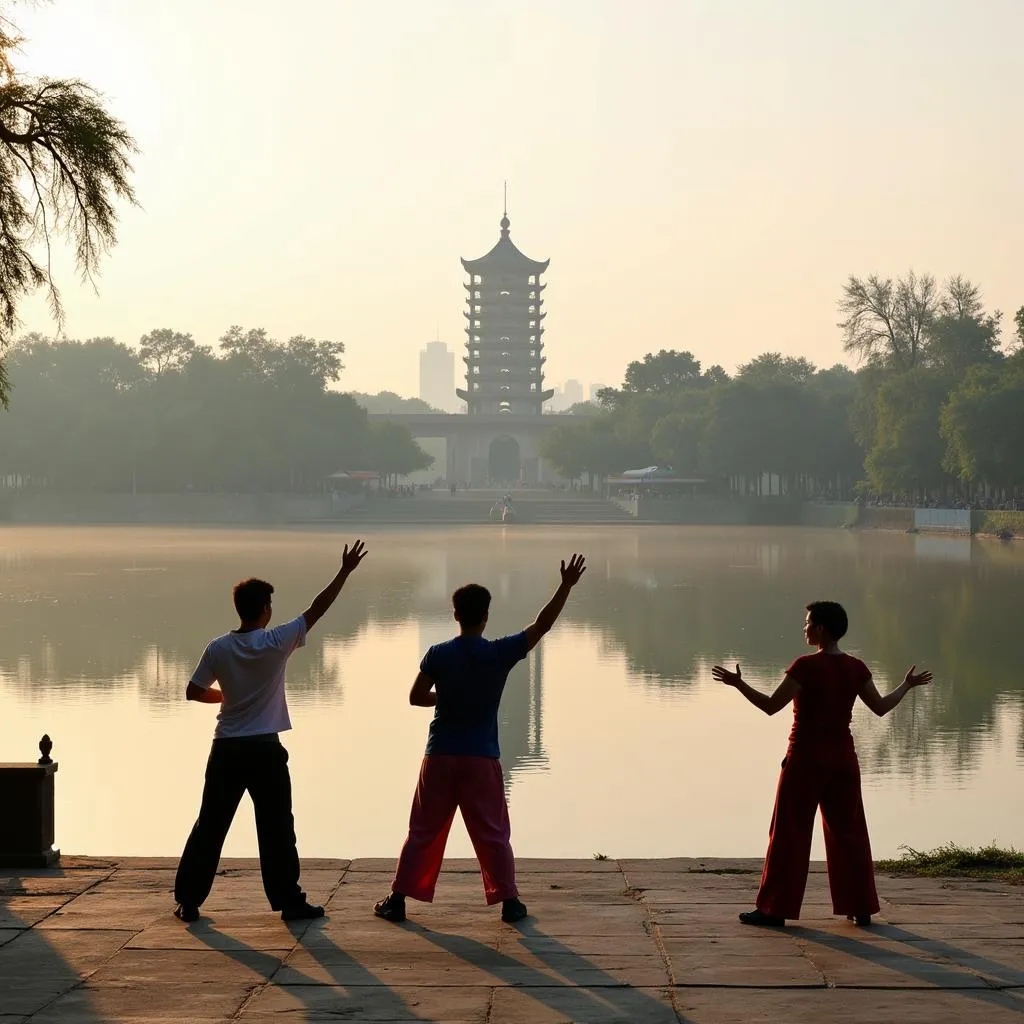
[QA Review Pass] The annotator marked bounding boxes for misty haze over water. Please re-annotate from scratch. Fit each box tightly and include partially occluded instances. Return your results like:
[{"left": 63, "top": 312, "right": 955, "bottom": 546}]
[{"left": 1, "top": 524, "right": 1020, "bottom": 860}]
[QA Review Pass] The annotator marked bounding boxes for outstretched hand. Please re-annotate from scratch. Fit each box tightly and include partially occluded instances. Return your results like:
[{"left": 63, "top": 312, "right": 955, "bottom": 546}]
[
  {"left": 903, "top": 665, "right": 932, "bottom": 689},
  {"left": 341, "top": 539, "right": 368, "bottom": 575},
  {"left": 560, "top": 553, "right": 587, "bottom": 587},
  {"left": 712, "top": 663, "right": 744, "bottom": 688}
]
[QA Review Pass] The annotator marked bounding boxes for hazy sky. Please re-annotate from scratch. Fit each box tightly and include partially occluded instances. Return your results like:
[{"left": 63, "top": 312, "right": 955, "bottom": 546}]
[{"left": 13, "top": 0, "right": 1024, "bottom": 396}]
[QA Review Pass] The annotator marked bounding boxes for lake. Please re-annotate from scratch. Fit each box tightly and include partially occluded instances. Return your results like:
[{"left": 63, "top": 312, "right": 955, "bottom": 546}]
[{"left": 1, "top": 525, "right": 1022, "bottom": 862}]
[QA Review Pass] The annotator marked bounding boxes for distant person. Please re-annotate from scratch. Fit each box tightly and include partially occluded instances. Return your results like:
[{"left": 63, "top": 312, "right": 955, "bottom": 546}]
[
  {"left": 173, "top": 540, "right": 368, "bottom": 924},
  {"left": 373, "top": 554, "right": 587, "bottom": 924},
  {"left": 712, "top": 601, "right": 931, "bottom": 928}
]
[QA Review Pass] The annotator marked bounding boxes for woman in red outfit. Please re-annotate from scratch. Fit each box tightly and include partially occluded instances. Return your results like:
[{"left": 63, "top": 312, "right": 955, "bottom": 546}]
[{"left": 712, "top": 601, "right": 931, "bottom": 928}]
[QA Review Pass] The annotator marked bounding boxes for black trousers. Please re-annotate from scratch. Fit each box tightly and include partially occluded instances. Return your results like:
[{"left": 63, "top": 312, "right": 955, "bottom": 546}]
[{"left": 174, "top": 735, "right": 304, "bottom": 911}]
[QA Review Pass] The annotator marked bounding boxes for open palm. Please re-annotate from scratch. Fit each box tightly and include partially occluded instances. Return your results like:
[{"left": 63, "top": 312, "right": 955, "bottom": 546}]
[
  {"left": 712, "top": 664, "right": 744, "bottom": 687},
  {"left": 341, "top": 539, "right": 368, "bottom": 574},
  {"left": 560, "top": 553, "right": 587, "bottom": 586},
  {"left": 903, "top": 665, "right": 933, "bottom": 689}
]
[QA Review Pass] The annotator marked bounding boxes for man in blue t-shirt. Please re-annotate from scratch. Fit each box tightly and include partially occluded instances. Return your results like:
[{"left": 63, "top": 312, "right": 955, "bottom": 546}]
[{"left": 374, "top": 553, "right": 587, "bottom": 924}]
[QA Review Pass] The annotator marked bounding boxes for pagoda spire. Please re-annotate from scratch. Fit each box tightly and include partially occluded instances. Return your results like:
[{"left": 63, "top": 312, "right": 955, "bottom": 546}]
[{"left": 500, "top": 181, "right": 510, "bottom": 238}]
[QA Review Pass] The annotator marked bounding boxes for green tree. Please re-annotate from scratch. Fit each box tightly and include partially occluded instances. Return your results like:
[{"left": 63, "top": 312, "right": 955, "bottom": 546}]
[
  {"left": 540, "top": 422, "right": 589, "bottom": 479},
  {"left": 565, "top": 400, "right": 600, "bottom": 416},
  {"left": 0, "top": 10, "right": 137, "bottom": 403},
  {"left": 280, "top": 334, "right": 345, "bottom": 388},
  {"left": 941, "top": 361, "right": 1024, "bottom": 491},
  {"left": 624, "top": 349, "right": 703, "bottom": 393},
  {"left": 218, "top": 326, "right": 277, "bottom": 378},
  {"left": 367, "top": 420, "right": 432, "bottom": 486},
  {"left": 925, "top": 277, "right": 1002, "bottom": 376},
  {"left": 801, "top": 368, "right": 863, "bottom": 494},
  {"left": 349, "top": 390, "right": 438, "bottom": 414},
  {"left": 864, "top": 368, "right": 951, "bottom": 497},
  {"left": 581, "top": 417, "right": 637, "bottom": 482},
  {"left": 139, "top": 328, "right": 199, "bottom": 378},
  {"left": 598, "top": 350, "right": 706, "bottom": 406},
  {"left": 704, "top": 382, "right": 767, "bottom": 490},
  {"left": 0, "top": 329, "right": 374, "bottom": 493},
  {"left": 540, "top": 416, "right": 636, "bottom": 487},
  {"left": 737, "top": 352, "right": 817, "bottom": 385},
  {"left": 703, "top": 364, "right": 730, "bottom": 386},
  {"left": 651, "top": 408, "right": 706, "bottom": 477}
]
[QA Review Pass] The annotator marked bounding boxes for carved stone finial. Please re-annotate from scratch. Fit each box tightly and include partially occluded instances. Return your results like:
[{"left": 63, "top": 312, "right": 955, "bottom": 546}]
[{"left": 38, "top": 734, "right": 53, "bottom": 765}]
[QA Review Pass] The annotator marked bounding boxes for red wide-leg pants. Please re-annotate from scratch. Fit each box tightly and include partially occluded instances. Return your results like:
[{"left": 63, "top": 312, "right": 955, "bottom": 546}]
[
  {"left": 755, "top": 743, "right": 880, "bottom": 920},
  {"left": 392, "top": 754, "right": 518, "bottom": 906}
]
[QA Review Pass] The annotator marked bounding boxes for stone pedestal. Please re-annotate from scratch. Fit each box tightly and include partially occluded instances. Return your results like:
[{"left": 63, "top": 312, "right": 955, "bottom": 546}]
[{"left": 0, "top": 761, "right": 60, "bottom": 867}]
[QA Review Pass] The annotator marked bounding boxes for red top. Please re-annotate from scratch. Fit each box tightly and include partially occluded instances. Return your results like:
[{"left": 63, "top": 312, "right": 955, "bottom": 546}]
[{"left": 786, "top": 651, "right": 871, "bottom": 746}]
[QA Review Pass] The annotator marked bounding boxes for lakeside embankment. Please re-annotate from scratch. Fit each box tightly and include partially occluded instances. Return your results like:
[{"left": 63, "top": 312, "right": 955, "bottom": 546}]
[
  {"left": 0, "top": 490, "right": 1021, "bottom": 535},
  {"left": 5, "top": 856, "right": 1024, "bottom": 1023}
]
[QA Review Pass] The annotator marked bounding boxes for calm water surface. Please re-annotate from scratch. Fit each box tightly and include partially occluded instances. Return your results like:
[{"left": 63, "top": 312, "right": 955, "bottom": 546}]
[{"left": 1, "top": 525, "right": 1022, "bottom": 860}]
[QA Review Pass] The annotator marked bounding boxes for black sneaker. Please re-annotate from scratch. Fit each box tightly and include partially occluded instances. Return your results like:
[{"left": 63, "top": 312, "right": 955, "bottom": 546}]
[
  {"left": 501, "top": 897, "right": 528, "bottom": 923},
  {"left": 173, "top": 903, "right": 199, "bottom": 923},
  {"left": 847, "top": 914, "right": 872, "bottom": 926},
  {"left": 739, "top": 908, "right": 785, "bottom": 927},
  {"left": 281, "top": 900, "right": 325, "bottom": 921},
  {"left": 373, "top": 892, "right": 406, "bottom": 923}
]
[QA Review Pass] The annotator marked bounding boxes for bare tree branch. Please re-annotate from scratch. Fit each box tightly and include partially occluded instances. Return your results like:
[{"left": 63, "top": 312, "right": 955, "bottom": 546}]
[
  {"left": 838, "top": 272, "right": 938, "bottom": 371},
  {"left": 0, "top": 11, "right": 137, "bottom": 404}
]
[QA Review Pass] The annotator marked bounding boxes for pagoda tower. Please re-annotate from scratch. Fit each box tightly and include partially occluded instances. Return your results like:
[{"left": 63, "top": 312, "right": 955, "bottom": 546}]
[{"left": 457, "top": 210, "right": 554, "bottom": 416}]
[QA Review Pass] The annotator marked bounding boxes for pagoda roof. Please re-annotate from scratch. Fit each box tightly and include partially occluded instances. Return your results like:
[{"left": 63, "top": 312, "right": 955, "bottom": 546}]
[{"left": 462, "top": 213, "right": 550, "bottom": 274}]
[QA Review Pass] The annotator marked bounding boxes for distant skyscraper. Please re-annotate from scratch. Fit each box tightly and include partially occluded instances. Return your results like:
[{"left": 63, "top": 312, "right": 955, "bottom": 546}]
[
  {"left": 419, "top": 340, "right": 455, "bottom": 412},
  {"left": 562, "top": 379, "right": 584, "bottom": 407},
  {"left": 588, "top": 382, "right": 608, "bottom": 403}
]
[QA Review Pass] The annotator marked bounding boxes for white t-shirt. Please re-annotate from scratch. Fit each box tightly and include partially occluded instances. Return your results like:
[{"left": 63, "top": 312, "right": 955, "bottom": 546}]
[{"left": 190, "top": 615, "right": 307, "bottom": 738}]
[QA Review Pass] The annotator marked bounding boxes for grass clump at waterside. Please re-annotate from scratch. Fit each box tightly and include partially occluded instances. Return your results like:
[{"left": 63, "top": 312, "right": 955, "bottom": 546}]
[{"left": 877, "top": 843, "right": 1024, "bottom": 883}]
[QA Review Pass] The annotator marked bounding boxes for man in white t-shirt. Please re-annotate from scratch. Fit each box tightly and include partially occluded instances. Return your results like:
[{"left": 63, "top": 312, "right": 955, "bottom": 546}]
[{"left": 173, "top": 540, "right": 368, "bottom": 923}]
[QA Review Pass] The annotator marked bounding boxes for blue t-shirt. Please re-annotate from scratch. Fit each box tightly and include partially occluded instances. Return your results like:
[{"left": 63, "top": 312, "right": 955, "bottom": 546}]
[{"left": 422, "top": 632, "right": 529, "bottom": 758}]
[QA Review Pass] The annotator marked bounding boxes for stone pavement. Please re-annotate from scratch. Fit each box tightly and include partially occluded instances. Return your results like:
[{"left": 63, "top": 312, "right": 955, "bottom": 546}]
[{"left": 3, "top": 857, "right": 1024, "bottom": 1022}]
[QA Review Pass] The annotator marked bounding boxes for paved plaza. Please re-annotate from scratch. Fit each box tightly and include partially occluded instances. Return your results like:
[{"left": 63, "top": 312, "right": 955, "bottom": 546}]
[{"left": 3, "top": 857, "right": 1024, "bottom": 1022}]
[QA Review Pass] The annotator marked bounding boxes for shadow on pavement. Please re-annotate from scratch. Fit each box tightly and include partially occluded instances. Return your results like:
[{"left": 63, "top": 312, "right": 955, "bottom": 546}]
[
  {"left": 0, "top": 870, "right": 105, "bottom": 1021},
  {"left": 191, "top": 919, "right": 432, "bottom": 1021},
  {"left": 797, "top": 923, "right": 1024, "bottom": 1015},
  {"left": 408, "top": 916, "right": 680, "bottom": 1023}
]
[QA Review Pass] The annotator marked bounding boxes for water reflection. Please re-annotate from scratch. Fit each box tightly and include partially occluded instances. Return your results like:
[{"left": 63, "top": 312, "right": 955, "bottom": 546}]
[{"left": 1, "top": 525, "right": 1023, "bottom": 852}]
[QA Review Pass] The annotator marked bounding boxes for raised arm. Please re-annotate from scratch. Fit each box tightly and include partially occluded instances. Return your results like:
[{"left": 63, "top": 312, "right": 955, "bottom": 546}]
[
  {"left": 524, "top": 554, "right": 586, "bottom": 652},
  {"left": 857, "top": 665, "right": 932, "bottom": 717},
  {"left": 302, "top": 540, "right": 368, "bottom": 632},
  {"left": 712, "top": 664, "right": 800, "bottom": 716}
]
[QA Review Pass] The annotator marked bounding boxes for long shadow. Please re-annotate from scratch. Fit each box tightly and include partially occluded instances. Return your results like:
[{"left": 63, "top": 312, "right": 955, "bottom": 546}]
[
  {"left": 796, "top": 924, "right": 1024, "bottom": 1014},
  {"left": 0, "top": 869, "right": 105, "bottom": 1021},
  {"left": 191, "top": 919, "right": 432, "bottom": 1022},
  {"left": 407, "top": 918, "right": 681, "bottom": 1023},
  {"left": 881, "top": 923, "right": 1024, "bottom": 987}
]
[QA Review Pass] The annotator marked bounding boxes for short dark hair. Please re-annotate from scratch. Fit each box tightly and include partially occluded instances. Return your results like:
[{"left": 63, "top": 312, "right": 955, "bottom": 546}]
[
  {"left": 806, "top": 601, "right": 848, "bottom": 641},
  {"left": 234, "top": 578, "right": 274, "bottom": 621},
  {"left": 452, "top": 583, "right": 491, "bottom": 630}
]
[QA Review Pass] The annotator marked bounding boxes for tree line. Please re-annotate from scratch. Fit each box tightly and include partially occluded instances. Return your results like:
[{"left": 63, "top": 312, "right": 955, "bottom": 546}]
[
  {"left": 541, "top": 275, "right": 1024, "bottom": 502},
  {"left": 0, "top": 329, "right": 432, "bottom": 492}
]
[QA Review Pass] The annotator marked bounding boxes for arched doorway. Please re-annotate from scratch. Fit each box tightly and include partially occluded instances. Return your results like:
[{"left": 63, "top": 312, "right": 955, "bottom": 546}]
[{"left": 488, "top": 435, "right": 521, "bottom": 484}]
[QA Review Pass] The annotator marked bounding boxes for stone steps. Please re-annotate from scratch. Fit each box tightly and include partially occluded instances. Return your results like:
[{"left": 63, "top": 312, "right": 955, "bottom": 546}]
[
  {"left": 515, "top": 500, "right": 638, "bottom": 524},
  {"left": 338, "top": 497, "right": 637, "bottom": 525}
]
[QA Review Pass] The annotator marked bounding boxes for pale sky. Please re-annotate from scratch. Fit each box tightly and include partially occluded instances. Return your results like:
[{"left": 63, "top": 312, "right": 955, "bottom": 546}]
[{"left": 12, "top": 0, "right": 1024, "bottom": 396}]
